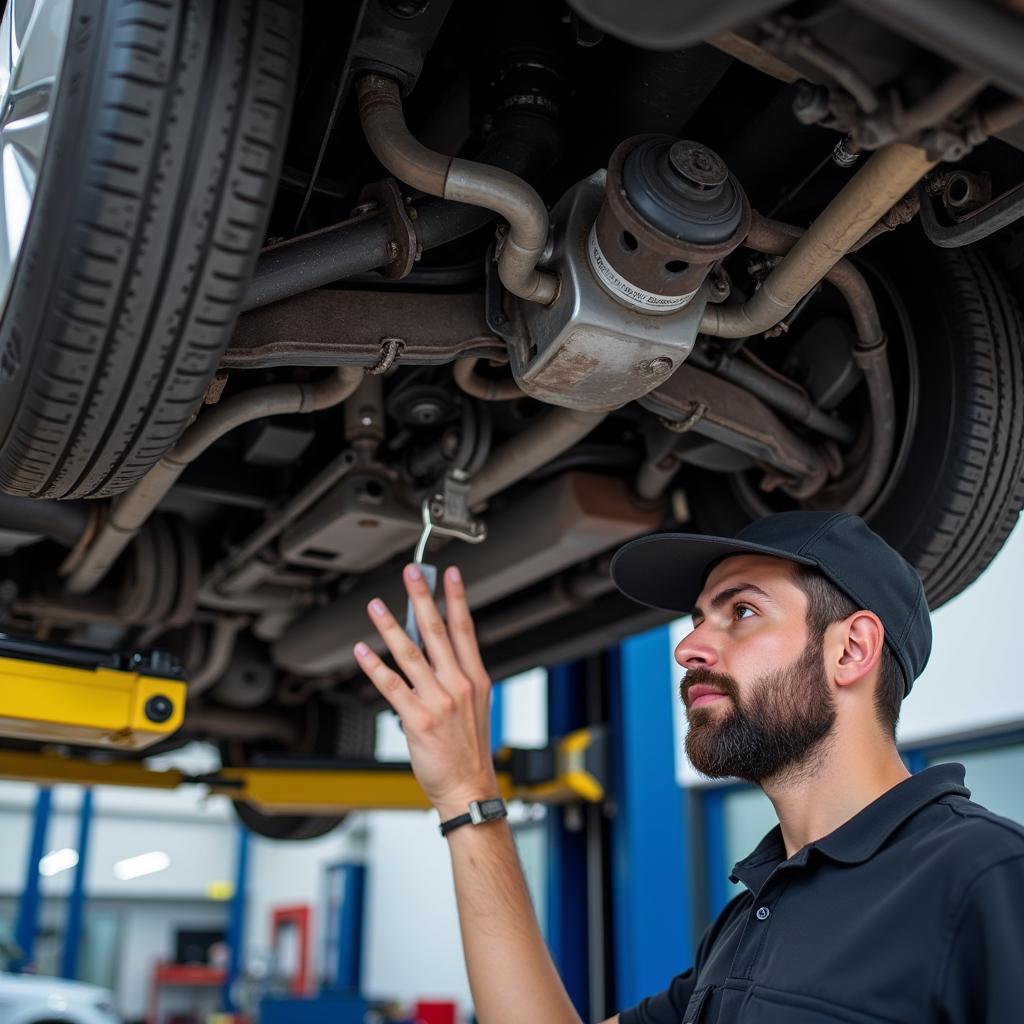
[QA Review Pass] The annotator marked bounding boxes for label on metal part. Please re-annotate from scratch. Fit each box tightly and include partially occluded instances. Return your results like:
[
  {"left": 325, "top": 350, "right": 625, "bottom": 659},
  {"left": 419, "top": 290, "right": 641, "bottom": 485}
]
[{"left": 587, "top": 226, "right": 696, "bottom": 313}]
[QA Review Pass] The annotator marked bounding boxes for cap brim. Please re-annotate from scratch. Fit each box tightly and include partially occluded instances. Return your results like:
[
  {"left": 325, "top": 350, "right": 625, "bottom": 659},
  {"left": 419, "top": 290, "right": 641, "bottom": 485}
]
[{"left": 610, "top": 533, "right": 817, "bottom": 614}]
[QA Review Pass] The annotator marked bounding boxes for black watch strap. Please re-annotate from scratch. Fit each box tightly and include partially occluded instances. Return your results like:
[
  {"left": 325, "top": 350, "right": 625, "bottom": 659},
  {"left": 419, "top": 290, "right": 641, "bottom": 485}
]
[{"left": 439, "top": 797, "right": 508, "bottom": 837}]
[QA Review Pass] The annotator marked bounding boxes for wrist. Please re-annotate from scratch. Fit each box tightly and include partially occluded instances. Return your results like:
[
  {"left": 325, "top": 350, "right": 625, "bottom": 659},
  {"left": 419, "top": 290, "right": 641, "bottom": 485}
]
[{"left": 434, "top": 783, "right": 501, "bottom": 821}]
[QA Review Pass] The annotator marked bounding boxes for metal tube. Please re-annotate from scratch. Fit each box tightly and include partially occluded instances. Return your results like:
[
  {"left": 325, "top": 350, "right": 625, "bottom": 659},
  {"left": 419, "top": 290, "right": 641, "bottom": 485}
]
[
  {"left": 189, "top": 615, "right": 249, "bottom": 698},
  {"left": 740, "top": 213, "right": 894, "bottom": 514},
  {"left": 700, "top": 143, "right": 936, "bottom": 339},
  {"left": 65, "top": 367, "right": 365, "bottom": 595},
  {"left": 357, "top": 74, "right": 558, "bottom": 306},
  {"left": 453, "top": 357, "right": 522, "bottom": 401},
  {"left": 468, "top": 408, "right": 607, "bottom": 507},
  {"left": 0, "top": 495, "right": 89, "bottom": 548},
  {"left": 744, "top": 213, "right": 883, "bottom": 346}
]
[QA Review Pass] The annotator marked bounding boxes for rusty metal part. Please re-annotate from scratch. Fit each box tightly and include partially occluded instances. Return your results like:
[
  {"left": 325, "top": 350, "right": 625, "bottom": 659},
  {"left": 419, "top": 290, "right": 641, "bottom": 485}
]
[
  {"left": 223, "top": 290, "right": 503, "bottom": 370},
  {"left": 356, "top": 178, "right": 419, "bottom": 279},
  {"left": 65, "top": 368, "right": 365, "bottom": 596},
  {"left": 700, "top": 143, "right": 936, "bottom": 340},
  {"left": 453, "top": 357, "right": 523, "bottom": 401},
  {"left": 594, "top": 136, "right": 750, "bottom": 311},
  {"left": 514, "top": 173, "right": 709, "bottom": 411},
  {"left": 357, "top": 74, "right": 558, "bottom": 306},
  {"left": 849, "top": 191, "right": 921, "bottom": 251},
  {"left": 942, "top": 171, "right": 993, "bottom": 217},
  {"left": 272, "top": 471, "right": 662, "bottom": 675},
  {"left": 761, "top": 20, "right": 880, "bottom": 114},
  {"left": 642, "top": 365, "right": 830, "bottom": 497},
  {"left": 358, "top": 75, "right": 450, "bottom": 194}
]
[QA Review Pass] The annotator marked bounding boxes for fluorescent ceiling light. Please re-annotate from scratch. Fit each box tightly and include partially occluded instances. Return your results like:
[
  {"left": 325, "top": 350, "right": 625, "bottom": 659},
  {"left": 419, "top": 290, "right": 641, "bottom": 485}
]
[
  {"left": 39, "top": 848, "right": 78, "bottom": 877},
  {"left": 113, "top": 851, "right": 170, "bottom": 880}
]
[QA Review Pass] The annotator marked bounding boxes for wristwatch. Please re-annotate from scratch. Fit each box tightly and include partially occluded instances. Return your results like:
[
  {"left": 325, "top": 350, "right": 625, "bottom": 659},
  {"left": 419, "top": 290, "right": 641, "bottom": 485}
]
[{"left": 439, "top": 797, "right": 508, "bottom": 837}]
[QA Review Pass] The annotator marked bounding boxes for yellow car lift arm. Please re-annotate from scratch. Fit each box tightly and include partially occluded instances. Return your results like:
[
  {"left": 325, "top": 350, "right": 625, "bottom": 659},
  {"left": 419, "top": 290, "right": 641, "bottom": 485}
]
[{"left": 0, "top": 727, "right": 608, "bottom": 814}]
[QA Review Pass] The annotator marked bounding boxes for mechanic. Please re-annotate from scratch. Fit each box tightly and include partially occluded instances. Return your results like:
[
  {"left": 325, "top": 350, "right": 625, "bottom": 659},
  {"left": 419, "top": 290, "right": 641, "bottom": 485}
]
[{"left": 352, "top": 509, "right": 1024, "bottom": 1023}]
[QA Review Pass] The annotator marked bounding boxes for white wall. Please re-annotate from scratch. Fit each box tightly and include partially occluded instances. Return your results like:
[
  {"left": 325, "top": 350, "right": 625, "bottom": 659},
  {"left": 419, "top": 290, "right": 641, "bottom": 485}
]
[{"left": 671, "top": 515, "right": 1024, "bottom": 785}]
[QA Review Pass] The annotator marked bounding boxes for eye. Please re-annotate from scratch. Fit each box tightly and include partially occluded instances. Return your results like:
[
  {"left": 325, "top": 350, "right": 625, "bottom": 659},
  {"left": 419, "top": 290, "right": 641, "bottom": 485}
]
[{"left": 734, "top": 603, "right": 756, "bottom": 621}]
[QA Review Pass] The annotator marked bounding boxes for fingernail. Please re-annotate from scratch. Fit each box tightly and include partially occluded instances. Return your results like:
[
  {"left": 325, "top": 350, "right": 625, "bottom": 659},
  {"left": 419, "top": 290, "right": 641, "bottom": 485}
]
[
  {"left": 354, "top": 642, "right": 369, "bottom": 657},
  {"left": 448, "top": 566, "right": 461, "bottom": 583},
  {"left": 406, "top": 563, "right": 422, "bottom": 581},
  {"left": 370, "top": 599, "right": 386, "bottom": 616}
]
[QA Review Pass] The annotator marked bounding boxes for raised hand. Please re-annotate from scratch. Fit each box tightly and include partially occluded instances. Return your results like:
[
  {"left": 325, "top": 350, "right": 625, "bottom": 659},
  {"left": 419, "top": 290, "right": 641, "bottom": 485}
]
[{"left": 353, "top": 564, "right": 500, "bottom": 818}]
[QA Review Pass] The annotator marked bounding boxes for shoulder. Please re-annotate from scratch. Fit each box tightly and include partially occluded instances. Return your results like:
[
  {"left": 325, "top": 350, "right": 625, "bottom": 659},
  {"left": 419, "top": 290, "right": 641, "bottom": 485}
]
[{"left": 912, "top": 792, "right": 1024, "bottom": 899}]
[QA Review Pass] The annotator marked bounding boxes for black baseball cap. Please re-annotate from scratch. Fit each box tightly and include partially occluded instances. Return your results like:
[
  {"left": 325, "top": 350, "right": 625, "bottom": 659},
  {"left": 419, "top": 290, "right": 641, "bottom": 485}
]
[{"left": 611, "top": 510, "right": 931, "bottom": 696}]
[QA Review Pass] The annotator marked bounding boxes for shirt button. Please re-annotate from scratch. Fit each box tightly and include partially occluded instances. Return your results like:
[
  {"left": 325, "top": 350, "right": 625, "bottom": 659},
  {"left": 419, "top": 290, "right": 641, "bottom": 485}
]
[{"left": 755, "top": 906, "right": 770, "bottom": 921}]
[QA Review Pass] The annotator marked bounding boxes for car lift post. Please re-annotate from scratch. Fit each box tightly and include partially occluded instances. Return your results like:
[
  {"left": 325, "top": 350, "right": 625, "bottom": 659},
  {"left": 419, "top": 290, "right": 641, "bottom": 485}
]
[
  {"left": 59, "top": 786, "right": 94, "bottom": 981},
  {"left": 609, "top": 626, "right": 694, "bottom": 1011},
  {"left": 223, "top": 821, "right": 251, "bottom": 1013},
  {"left": 12, "top": 786, "right": 52, "bottom": 973},
  {"left": 546, "top": 660, "right": 591, "bottom": 1020}
]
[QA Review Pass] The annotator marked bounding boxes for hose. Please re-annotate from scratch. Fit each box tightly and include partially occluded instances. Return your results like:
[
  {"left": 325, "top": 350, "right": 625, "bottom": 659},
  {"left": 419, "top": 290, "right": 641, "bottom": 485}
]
[{"left": 65, "top": 367, "right": 365, "bottom": 595}]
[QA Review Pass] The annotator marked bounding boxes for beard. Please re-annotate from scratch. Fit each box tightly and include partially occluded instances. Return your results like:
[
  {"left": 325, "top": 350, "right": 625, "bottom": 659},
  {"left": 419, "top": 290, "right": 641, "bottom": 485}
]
[{"left": 683, "top": 635, "right": 837, "bottom": 785}]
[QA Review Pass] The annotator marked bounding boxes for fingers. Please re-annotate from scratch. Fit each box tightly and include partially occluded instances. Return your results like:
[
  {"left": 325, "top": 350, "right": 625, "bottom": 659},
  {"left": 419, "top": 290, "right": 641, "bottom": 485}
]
[
  {"left": 363, "top": 595, "right": 449, "bottom": 703},
  {"left": 402, "top": 563, "right": 458, "bottom": 674},
  {"left": 352, "top": 641, "right": 418, "bottom": 717},
  {"left": 443, "top": 566, "right": 490, "bottom": 687}
]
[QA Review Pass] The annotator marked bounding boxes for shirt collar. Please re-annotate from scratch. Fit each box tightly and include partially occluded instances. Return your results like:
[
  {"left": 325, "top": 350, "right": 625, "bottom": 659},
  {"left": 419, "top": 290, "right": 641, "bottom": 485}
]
[{"left": 730, "top": 763, "right": 970, "bottom": 892}]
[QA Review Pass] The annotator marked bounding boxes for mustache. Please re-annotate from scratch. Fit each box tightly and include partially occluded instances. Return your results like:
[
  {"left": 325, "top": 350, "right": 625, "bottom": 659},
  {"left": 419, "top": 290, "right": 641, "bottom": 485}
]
[{"left": 680, "top": 667, "right": 740, "bottom": 706}]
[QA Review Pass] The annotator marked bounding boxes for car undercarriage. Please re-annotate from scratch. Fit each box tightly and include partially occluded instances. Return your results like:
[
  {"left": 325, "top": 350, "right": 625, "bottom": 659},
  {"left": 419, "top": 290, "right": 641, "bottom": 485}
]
[{"left": 1, "top": 0, "right": 1024, "bottom": 836}]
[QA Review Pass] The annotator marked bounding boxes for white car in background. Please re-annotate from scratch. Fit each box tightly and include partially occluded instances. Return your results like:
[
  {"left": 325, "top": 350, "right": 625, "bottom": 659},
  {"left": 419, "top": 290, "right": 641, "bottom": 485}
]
[
  {"left": 0, "top": 972, "right": 120, "bottom": 1024},
  {"left": 0, "top": 940, "right": 119, "bottom": 1024}
]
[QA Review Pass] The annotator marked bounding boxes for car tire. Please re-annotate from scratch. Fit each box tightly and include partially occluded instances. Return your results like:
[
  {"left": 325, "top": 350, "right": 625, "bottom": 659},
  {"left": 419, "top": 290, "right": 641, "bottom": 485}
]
[
  {"left": 688, "top": 230, "right": 1024, "bottom": 609},
  {"left": 223, "top": 696, "right": 379, "bottom": 841},
  {"left": 0, "top": 0, "right": 301, "bottom": 499}
]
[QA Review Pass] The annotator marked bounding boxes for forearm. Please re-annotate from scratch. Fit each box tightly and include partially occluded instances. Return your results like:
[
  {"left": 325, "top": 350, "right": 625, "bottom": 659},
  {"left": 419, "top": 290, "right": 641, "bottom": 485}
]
[{"left": 445, "top": 817, "right": 581, "bottom": 1024}]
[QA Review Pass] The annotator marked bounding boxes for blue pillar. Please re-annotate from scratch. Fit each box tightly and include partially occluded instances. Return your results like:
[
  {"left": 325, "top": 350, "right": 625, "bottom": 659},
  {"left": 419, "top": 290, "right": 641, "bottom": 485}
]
[
  {"left": 13, "top": 787, "right": 53, "bottom": 973},
  {"left": 490, "top": 680, "right": 504, "bottom": 754},
  {"left": 223, "top": 822, "right": 250, "bottom": 1012},
  {"left": 701, "top": 788, "right": 732, "bottom": 922},
  {"left": 335, "top": 863, "right": 367, "bottom": 990},
  {"left": 545, "top": 661, "right": 589, "bottom": 1020},
  {"left": 60, "top": 787, "right": 94, "bottom": 980},
  {"left": 609, "top": 627, "right": 693, "bottom": 1011}
]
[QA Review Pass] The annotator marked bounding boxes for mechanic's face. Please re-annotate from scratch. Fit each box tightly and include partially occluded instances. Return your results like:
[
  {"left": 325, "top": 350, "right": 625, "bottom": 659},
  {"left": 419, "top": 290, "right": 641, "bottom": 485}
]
[{"left": 674, "top": 554, "right": 837, "bottom": 784}]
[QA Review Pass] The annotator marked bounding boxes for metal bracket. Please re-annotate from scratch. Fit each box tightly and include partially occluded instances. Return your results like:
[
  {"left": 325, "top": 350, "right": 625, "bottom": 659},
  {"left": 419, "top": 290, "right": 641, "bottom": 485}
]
[
  {"left": 356, "top": 177, "right": 418, "bottom": 279},
  {"left": 416, "top": 473, "right": 487, "bottom": 561}
]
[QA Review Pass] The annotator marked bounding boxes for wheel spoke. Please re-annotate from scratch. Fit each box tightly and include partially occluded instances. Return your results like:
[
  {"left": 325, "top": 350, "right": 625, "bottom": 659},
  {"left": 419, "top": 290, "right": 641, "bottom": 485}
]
[
  {"left": 0, "top": 0, "right": 73, "bottom": 313},
  {"left": 3, "top": 109, "right": 47, "bottom": 169},
  {"left": 0, "top": 163, "right": 15, "bottom": 310},
  {"left": 0, "top": 10, "right": 12, "bottom": 100},
  {"left": 3, "top": 145, "right": 31, "bottom": 259},
  {"left": 9, "top": 0, "right": 69, "bottom": 99}
]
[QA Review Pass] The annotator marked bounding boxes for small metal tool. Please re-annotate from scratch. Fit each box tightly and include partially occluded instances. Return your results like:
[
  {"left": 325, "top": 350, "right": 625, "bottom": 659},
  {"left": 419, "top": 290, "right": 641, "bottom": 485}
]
[{"left": 404, "top": 473, "right": 487, "bottom": 648}]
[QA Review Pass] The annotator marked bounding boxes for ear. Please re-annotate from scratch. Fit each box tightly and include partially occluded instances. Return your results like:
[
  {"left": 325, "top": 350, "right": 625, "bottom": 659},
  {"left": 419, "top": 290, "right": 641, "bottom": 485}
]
[{"left": 832, "top": 611, "right": 884, "bottom": 690}]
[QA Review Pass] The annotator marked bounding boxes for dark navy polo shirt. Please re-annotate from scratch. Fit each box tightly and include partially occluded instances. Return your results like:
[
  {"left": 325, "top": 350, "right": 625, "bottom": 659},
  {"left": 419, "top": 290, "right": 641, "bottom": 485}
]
[{"left": 621, "top": 764, "right": 1024, "bottom": 1024}]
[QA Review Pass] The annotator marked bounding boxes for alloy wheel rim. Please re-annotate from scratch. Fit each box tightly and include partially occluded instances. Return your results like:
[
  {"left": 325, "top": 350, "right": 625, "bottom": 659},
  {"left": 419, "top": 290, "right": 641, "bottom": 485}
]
[{"left": 0, "top": 0, "right": 73, "bottom": 314}]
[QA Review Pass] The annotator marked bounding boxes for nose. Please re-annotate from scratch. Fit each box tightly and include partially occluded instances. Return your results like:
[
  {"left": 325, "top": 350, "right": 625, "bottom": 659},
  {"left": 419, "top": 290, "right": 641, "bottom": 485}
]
[{"left": 674, "top": 624, "right": 719, "bottom": 671}]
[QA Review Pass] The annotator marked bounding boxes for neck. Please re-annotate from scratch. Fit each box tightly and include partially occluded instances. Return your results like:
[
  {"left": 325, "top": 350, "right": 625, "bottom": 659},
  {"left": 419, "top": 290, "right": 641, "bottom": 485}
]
[{"left": 761, "top": 723, "right": 910, "bottom": 859}]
